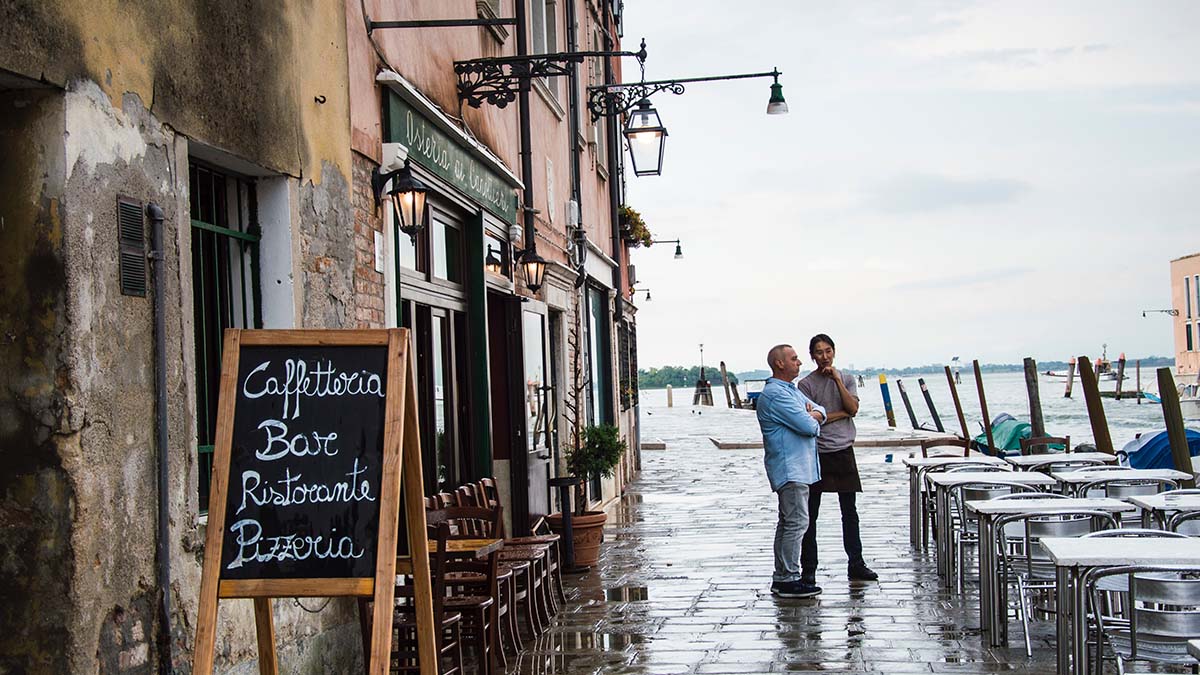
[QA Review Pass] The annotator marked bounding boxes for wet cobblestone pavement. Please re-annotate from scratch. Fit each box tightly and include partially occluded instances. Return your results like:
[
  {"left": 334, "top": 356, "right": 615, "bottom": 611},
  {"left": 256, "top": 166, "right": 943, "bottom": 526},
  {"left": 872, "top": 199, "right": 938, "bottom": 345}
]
[{"left": 517, "top": 406, "right": 1064, "bottom": 674}]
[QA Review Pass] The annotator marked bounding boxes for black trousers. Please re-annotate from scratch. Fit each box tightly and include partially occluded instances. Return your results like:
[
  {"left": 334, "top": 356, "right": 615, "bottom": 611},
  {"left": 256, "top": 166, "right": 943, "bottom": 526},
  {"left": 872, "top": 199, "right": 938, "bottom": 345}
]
[{"left": 800, "top": 491, "right": 864, "bottom": 575}]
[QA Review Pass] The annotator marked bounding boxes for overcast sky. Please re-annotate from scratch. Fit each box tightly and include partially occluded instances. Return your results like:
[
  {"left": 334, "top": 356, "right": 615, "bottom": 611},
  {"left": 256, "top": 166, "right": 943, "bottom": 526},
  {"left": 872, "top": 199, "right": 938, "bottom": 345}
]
[{"left": 622, "top": 0, "right": 1199, "bottom": 373}]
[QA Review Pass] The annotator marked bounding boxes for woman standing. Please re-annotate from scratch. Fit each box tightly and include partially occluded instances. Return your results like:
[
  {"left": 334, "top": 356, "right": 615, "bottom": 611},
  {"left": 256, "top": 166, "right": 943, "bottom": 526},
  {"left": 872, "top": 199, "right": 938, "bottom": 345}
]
[{"left": 797, "top": 334, "right": 878, "bottom": 583}]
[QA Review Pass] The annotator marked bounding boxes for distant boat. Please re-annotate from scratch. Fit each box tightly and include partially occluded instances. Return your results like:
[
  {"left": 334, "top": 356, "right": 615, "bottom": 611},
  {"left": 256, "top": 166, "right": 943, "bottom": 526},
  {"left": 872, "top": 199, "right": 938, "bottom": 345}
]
[{"left": 1042, "top": 345, "right": 1125, "bottom": 382}]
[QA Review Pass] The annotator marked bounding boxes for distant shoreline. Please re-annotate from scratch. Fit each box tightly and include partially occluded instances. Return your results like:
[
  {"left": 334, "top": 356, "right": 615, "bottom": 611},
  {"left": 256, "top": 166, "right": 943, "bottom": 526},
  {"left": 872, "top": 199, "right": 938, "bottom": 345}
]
[{"left": 639, "top": 357, "right": 1176, "bottom": 389}]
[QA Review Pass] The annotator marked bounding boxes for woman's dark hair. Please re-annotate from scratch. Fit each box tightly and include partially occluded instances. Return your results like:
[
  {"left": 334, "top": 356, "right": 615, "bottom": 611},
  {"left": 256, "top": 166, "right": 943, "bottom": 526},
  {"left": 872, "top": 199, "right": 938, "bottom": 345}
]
[{"left": 809, "top": 333, "right": 835, "bottom": 356}]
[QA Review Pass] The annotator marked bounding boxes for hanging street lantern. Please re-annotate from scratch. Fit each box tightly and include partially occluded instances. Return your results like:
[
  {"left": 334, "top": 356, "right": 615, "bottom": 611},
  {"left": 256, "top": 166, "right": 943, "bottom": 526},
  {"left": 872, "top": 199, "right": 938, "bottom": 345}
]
[
  {"left": 485, "top": 245, "right": 504, "bottom": 275},
  {"left": 673, "top": 242, "right": 683, "bottom": 259},
  {"left": 766, "top": 69, "right": 788, "bottom": 115},
  {"left": 623, "top": 99, "right": 667, "bottom": 177}
]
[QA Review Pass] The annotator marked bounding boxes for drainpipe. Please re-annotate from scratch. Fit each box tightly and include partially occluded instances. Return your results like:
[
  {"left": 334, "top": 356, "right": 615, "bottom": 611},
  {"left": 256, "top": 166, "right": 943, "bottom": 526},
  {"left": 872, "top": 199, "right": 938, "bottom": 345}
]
[
  {"left": 147, "top": 202, "right": 174, "bottom": 672},
  {"left": 565, "top": 0, "right": 582, "bottom": 233},
  {"left": 516, "top": 0, "right": 536, "bottom": 253},
  {"left": 602, "top": 15, "right": 623, "bottom": 294}
]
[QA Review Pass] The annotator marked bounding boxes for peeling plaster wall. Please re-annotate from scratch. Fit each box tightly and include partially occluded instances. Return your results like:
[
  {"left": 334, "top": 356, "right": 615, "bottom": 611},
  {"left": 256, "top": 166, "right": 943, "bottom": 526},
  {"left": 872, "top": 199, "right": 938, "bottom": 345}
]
[
  {"left": 0, "top": 77, "right": 364, "bottom": 674},
  {"left": 0, "top": 87, "right": 73, "bottom": 675}
]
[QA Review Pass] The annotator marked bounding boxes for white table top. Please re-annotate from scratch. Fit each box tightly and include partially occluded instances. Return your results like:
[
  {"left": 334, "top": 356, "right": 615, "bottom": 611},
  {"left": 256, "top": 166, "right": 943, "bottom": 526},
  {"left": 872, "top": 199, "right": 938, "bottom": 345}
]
[
  {"left": 1041, "top": 537, "right": 1200, "bottom": 566},
  {"left": 903, "top": 455, "right": 1008, "bottom": 468},
  {"left": 1050, "top": 468, "right": 1193, "bottom": 484},
  {"left": 1188, "top": 639, "right": 1200, "bottom": 662},
  {"left": 1126, "top": 493, "right": 1200, "bottom": 512},
  {"left": 926, "top": 471, "right": 1056, "bottom": 488},
  {"left": 1004, "top": 452, "right": 1118, "bottom": 467},
  {"left": 966, "top": 497, "right": 1136, "bottom": 515}
]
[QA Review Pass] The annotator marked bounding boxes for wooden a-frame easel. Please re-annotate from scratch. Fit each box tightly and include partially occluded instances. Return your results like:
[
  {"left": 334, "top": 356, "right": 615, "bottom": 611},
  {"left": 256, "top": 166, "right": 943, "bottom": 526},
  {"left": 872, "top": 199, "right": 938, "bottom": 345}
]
[{"left": 191, "top": 329, "right": 436, "bottom": 675}]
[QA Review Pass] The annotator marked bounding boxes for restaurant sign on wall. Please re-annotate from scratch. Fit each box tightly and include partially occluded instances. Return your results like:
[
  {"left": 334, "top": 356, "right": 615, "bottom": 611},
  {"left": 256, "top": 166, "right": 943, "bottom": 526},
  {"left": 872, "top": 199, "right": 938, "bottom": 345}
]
[{"left": 387, "top": 91, "right": 519, "bottom": 224}]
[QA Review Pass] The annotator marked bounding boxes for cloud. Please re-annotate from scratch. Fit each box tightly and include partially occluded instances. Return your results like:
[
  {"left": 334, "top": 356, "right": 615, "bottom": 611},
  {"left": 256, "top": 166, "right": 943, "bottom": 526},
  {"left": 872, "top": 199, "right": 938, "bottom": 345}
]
[
  {"left": 890, "top": 266, "right": 1034, "bottom": 291},
  {"left": 868, "top": 172, "right": 1031, "bottom": 213}
]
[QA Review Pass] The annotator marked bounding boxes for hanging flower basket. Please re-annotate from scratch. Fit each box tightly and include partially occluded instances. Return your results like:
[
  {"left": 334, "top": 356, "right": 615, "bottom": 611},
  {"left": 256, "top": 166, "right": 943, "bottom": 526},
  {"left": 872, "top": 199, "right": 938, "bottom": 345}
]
[{"left": 618, "top": 205, "right": 652, "bottom": 247}]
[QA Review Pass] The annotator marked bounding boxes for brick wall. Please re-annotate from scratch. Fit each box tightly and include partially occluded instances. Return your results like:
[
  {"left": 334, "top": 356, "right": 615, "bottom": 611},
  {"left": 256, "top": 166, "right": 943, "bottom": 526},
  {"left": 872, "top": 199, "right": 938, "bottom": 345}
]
[{"left": 352, "top": 151, "right": 386, "bottom": 328}]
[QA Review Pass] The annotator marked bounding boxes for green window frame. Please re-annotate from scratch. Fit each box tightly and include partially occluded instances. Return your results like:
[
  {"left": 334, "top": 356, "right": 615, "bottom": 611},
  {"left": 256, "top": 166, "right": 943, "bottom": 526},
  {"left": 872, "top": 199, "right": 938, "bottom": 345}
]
[{"left": 189, "top": 162, "right": 262, "bottom": 514}]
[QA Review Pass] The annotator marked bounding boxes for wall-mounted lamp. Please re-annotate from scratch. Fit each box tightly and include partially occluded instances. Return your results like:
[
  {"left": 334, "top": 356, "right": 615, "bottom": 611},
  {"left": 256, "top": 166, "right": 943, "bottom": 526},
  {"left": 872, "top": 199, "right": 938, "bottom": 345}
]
[
  {"left": 648, "top": 239, "right": 683, "bottom": 259},
  {"left": 1142, "top": 308, "right": 1180, "bottom": 317},
  {"left": 372, "top": 159, "right": 429, "bottom": 241},
  {"left": 514, "top": 247, "right": 548, "bottom": 293},
  {"left": 485, "top": 244, "right": 504, "bottom": 276}
]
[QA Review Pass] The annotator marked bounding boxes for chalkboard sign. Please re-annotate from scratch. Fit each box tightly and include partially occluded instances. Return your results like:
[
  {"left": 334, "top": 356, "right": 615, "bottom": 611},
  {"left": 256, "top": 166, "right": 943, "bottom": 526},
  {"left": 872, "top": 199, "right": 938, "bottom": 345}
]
[
  {"left": 194, "top": 329, "right": 436, "bottom": 675},
  {"left": 220, "top": 344, "right": 401, "bottom": 579}
]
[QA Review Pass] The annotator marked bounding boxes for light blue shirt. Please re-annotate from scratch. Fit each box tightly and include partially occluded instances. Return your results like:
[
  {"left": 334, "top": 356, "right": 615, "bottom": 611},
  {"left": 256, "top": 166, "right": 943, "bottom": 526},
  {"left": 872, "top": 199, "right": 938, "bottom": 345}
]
[{"left": 756, "top": 377, "right": 825, "bottom": 491}]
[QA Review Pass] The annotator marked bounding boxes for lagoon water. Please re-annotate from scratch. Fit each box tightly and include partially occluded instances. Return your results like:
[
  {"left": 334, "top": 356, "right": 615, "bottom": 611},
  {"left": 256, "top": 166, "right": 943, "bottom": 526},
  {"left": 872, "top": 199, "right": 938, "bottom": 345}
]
[{"left": 639, "top": 368, "right": 1178, "bottom": 452}]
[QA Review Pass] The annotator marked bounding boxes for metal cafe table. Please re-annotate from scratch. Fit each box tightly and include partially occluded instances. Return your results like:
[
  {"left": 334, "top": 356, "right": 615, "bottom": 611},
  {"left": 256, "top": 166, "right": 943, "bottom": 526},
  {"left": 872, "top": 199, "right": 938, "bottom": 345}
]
[
  {"left": 966, "top": 497, "right": 1136, "bottom": 647},
  {"left": 924, "top": 471, "right": 1056, "bottom": 585},
  {"left": 1003, "top": 452, "right": 1119, "bottom": 470},
  {"left": 1041, "top": 536, "right": 1200, "bottom": 675},
  {"left": 1126, "top": 492, "right": 1200, "bottom": 528},
  {"left": 1050, "top": 468, "right": 1193, "bottom": 495},
  {"left": 903, "top": 454, "right": 1009, "bottom": 548}
]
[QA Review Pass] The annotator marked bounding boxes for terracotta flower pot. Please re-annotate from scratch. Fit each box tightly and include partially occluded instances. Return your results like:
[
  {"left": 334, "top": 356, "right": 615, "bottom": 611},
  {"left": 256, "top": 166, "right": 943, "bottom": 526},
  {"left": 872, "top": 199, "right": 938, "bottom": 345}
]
[{"left": 546, "top": 510, "right": 607, "bottom": 568}]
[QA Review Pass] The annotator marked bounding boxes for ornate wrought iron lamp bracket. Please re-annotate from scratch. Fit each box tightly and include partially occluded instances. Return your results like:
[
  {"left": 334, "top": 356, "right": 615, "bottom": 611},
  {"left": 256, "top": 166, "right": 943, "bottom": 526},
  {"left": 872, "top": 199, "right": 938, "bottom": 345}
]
[
  {"left": 586, "top": 68, "right": 784, "bottom": 121},
  {"left": 455, "top": 39, "right": 647, "bottom": 110}
]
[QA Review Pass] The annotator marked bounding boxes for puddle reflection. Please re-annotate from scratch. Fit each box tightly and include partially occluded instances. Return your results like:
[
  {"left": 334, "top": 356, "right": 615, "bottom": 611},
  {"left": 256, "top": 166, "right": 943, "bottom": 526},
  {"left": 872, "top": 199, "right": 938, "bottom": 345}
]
[{"left": 606, "top": 585, "right": 650, "bottom": 601}]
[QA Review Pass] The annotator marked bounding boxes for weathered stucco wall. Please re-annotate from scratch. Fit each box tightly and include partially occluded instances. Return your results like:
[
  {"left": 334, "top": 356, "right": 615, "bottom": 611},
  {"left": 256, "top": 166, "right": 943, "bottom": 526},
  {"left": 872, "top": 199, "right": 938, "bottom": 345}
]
[
  {"left": 0, "top": 87, "right": 74, "bottom": 675},
  {"left": 1, "top": 0, "right": 363, "bottom": 671},
  {"left": 0, "top": 78, "right": 363, "bottom": 674},
  {"left": 0, "top": 0, "right": 352, "bottom": 185}
]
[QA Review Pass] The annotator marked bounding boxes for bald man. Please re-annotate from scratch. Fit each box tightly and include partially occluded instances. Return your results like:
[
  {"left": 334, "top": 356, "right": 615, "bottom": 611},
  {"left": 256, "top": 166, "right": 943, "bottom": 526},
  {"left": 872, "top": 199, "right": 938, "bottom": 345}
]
[{"left": 756, "top": 344, "right": 825, "bottom": 598}]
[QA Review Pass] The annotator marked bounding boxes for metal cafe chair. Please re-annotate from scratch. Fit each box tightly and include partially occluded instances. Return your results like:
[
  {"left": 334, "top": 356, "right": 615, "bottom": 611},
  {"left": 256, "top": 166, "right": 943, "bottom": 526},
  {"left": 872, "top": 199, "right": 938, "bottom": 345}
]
[
  {"left": 920, "top": 462, "right": 1010, "bottom": 549},
  {"left": 1078, "top": 478, "right": 1179, "bottom": 525},
  {"left": 949, "top": 480, "right": 1033, "bottom": 593},
  {"left": 1019, "top": 435, "right": 1071, "bottom": 456},
  {"left": 993, "top": 510, "right": 1118, "bottom": 656},
  {"left": 1026, "top": 458, "right": 1107, "bottom": 475},
  {"left": 1086, "top": 565, "right": 1200, "bottom": 675},
  {"left": 1168, "top": 510, "right": 1200, "bottom": 536}
]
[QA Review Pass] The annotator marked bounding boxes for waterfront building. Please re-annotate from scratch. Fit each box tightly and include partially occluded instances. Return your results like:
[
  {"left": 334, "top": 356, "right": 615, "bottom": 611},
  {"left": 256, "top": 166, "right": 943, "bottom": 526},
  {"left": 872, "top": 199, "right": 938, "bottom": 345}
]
[
  {"left": 1171, "top": 252, "right": 1200, "bottom": 376},
  {"left": 0, "top": 0, "right": 640, "bottom": 670}
]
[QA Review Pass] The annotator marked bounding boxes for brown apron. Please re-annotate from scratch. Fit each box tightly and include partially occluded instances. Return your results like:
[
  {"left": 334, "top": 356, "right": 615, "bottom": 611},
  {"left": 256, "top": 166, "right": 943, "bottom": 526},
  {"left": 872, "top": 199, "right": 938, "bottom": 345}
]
[{"left": 811, "top": 446, "right": 862, "bottom": 493}]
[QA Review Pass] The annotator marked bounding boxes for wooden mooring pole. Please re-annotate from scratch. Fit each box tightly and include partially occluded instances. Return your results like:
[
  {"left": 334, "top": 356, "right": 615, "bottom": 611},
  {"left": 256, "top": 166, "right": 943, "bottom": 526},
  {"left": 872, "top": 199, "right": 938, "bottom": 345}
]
[
  {"left": 1064, "top": 357, "right": 1076, "bottom": 398},
  {"left": 1114, "top": 353, "right": 1127, "bottom": 400},
  {"left": 945, "top": 366, "right": 969, "bottom": 439},
  {"left": 1023, "top": 357, "right": 1046, "bottom": 439},
  {"left": 1078, "top": 356, "right": 1115, "bottom": 455},
  {"left": 974, "top": 360, "right": 996, "bottom": 454},
  {"left": 879, "top": 375, "right": 896, "bottom": 428},
  {"left": 917, "top": 378, "right": 944, "bottom": 433},
  {"left": 719, "top": 361, "right": 733, "bottom": 409},
  {"left": 896, "top": 379, "right": 920, "bottom": 430},
  {"left": 1136, "top": 360, "right": 1142, "bottom": 405},
  {"left": 1157, "top": 367, "right": 1197, "bottom": 487}
]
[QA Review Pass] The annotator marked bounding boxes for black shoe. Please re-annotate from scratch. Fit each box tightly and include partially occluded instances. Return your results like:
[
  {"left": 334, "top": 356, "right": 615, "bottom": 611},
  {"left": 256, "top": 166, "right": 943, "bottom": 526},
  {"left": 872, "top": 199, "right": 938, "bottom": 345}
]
[
  {"left": 848, "top": 565, "right": 878, "bottom": 581},
  {"left": 771, "top": 580, "right": 823, "bottom": 598}
]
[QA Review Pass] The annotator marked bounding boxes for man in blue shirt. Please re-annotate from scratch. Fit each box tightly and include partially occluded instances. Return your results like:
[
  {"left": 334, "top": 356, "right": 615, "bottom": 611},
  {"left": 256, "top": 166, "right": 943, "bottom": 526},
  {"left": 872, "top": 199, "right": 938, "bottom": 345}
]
[{"left": 756, "top": 344, "right": 826, "bottom": 598}]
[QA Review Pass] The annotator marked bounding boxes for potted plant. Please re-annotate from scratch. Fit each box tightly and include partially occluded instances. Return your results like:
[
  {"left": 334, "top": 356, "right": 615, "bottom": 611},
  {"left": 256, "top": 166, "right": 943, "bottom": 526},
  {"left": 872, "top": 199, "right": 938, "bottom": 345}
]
[
  {"left": 618, "top": 205, "right": 653, "bottom": 248},
  {"left": 547, "top": 424, "right": 626, "bottom": 567}
]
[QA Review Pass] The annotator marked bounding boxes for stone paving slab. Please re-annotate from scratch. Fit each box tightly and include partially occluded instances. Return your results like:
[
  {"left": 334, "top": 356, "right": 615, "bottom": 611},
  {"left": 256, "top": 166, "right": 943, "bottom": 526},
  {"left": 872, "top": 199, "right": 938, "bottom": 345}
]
[{"left": 514, "top": 405, "right": 1078, "bottom": 674}]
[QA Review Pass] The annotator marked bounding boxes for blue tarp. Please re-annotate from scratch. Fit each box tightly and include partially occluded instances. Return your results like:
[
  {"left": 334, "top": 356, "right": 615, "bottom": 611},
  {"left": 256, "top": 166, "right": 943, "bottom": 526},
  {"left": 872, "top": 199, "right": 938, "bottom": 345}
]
[{"left": 1121, "top": 429, "right": 1200, "bottom": 470}]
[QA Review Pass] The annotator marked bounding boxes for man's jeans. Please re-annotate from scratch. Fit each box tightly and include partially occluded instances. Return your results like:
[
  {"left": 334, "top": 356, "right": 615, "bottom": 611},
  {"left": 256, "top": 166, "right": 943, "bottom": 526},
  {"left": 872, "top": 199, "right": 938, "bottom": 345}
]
[
  {"left": 800, "top": 491, "right": 865, "bottom": 577},
  {"left": 773, "top": 482, "right": 811, "bottom": 583}
]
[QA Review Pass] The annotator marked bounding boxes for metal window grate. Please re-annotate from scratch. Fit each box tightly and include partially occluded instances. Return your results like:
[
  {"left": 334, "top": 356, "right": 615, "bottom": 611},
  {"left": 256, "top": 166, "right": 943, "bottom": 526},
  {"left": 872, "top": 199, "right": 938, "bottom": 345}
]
[
  {"left": 117, "top": 198, "right": 147, "bottom": 296},
  {"left": 189, "top": 162, "right": 262, "bottom": 513}
]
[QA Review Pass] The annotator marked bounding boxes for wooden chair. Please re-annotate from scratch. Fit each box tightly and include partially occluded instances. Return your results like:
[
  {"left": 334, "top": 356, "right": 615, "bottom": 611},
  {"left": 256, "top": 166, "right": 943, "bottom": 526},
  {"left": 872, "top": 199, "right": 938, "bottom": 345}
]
[
  {"left": 427, "top": 507, "right": 503, "bottom": 675},
  {"left": 921, "top": 438, "right": 970, "bottom": 458},
  {"left": 1018, "top": 435, "right": 1070, "bottom": 456},
  {"left": 357, "top": 523, "right": 464, "bottom": 675}
]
